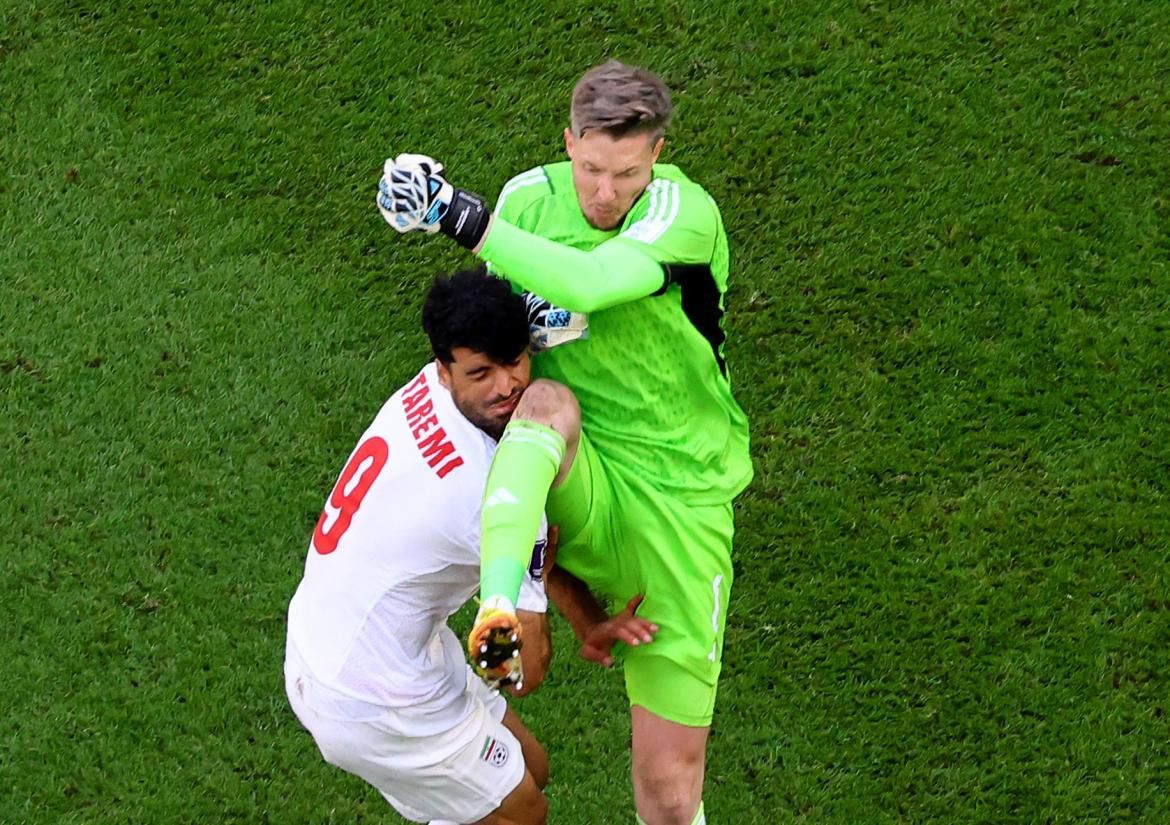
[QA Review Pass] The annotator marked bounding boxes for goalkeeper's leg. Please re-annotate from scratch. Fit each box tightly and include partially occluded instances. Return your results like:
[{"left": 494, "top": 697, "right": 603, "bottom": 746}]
[{"left": 473, "top": 381, "right": 581, "bottom": 683}]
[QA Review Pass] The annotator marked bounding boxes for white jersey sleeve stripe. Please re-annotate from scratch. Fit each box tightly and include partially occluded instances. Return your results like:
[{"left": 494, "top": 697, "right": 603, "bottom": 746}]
[
  {"left": 495, "top": 168, "right": 548, "bottom": 215},
  {"left": 622, "top": 179, "right": 680, "bottom": 244},
  {"left": 500, "top": 427, "right": 564, "bottom": 463}
]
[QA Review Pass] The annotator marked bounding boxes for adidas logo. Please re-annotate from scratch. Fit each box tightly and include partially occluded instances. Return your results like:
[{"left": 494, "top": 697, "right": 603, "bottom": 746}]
[{"left": 484, "top": 487, "right": 520, "bottom": 509}]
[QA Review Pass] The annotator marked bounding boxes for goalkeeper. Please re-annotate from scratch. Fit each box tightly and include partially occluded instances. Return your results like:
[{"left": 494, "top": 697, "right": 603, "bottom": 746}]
[{"left": 377, "top": 60, "right": 752, "bottom": 825}]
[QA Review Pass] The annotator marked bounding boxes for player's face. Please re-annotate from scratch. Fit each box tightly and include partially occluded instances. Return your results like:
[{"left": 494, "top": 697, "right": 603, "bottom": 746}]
[
  {"left": 437, "top": 347, "right": 531, "bottom": 441},
  {"left": 564, "top": 128, "right": 663, "bottom": 230}
]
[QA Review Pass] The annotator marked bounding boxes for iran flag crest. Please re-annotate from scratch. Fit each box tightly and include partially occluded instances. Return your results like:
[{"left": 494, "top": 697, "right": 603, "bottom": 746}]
[{"left": 479, "top": 735, "right": 510, "bottom": 768}]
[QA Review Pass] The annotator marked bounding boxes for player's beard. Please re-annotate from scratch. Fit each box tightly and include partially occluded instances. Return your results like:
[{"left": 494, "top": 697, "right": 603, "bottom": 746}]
[{"left": 454, "top": 390, "right": 520, "bottom": 442}]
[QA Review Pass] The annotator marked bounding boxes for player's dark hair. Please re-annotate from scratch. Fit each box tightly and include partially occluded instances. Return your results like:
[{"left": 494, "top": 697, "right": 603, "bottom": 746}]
[{"left": 422, "top": 267, "right": 530, "bottom": 365}]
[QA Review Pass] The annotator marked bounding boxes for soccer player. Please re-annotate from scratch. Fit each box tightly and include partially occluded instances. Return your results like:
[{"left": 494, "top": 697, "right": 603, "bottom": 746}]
[
  {"left": 284, "top": 268, "right": 653, "bottom": 825},
  {"left": 375, "top": 62, "right": 753, "bottom": 825}
]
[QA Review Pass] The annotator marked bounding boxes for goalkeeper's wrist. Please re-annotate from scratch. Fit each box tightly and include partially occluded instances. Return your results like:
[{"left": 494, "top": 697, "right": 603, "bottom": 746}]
[{"left": 438, "top": 188, "right": 491, "bottom": 250}]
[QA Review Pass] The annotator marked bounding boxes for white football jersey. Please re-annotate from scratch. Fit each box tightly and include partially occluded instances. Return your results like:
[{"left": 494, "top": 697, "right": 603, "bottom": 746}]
[{"left": 286, "top": 362, "right": 547, "bottom": 712}]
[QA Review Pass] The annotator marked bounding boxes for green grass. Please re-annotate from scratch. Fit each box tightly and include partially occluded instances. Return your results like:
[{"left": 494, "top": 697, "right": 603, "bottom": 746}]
[{"left": 3, "top": 1, "right": 1168, "bottom": 822}]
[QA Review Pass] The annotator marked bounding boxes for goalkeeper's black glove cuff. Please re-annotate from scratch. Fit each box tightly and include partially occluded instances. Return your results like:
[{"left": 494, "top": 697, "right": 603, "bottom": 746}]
[{"left": 439, "top": 188, "right": 491, "bottom": 250}]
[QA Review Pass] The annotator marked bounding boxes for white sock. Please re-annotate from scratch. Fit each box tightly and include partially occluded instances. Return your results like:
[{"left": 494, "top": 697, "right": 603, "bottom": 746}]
[{"left": 634, "top": 803, "right": 705, "bottom": 825}]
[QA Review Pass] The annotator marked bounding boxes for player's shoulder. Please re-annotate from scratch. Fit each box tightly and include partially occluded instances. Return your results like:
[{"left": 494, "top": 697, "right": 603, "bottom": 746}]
[
  {"left": 649, "top": 163, "right": 720, "bottom": 206},
  {"left": 375, "top": 362, "right": 495, "bottom": 483},
  {"left": 622, "top": 164, "right": 723, "bottom": 245},
  {"left": 495, "top": 162, "right": 568, "bottom": 218}
]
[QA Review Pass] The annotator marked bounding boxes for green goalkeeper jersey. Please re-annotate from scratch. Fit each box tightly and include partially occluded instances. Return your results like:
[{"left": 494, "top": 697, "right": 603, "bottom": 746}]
[{"left": 480, "top": 161, "right": 752, "bottom": 504}]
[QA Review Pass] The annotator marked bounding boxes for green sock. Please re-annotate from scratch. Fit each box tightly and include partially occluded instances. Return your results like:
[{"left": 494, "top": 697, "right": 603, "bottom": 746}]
[{"left": 480, "top": 420, "right": 565, "bottom": 605}]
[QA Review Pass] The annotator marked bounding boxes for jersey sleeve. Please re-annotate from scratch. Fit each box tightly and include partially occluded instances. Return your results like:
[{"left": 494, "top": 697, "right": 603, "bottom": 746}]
[
  {"left": 611, "top": 178, "right": 722, "bottom": 277},
  {"left": 480, "top": 221, "right": 664, "bottom": 312},
  {"left": 493, "top": 167, "right": 551, "bottom": 222},
  {"left": 488, "top": 165, "right": 553, "bottom": 285},
  {"left": 515, "top": 519, "right": 549, "bottom": 613}
]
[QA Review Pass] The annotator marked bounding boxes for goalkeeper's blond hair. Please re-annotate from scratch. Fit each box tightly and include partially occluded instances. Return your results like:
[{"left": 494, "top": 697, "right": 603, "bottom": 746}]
[{"left": 570, "top": 60, "right": 672, "bottom": 142}]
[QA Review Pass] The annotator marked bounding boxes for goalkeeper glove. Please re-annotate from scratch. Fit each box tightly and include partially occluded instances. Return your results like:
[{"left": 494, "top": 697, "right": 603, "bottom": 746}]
[
  {"left": 524, "top": 292, "right": 589, "bottom": 352},
  {"left": 467, "top": 594, "right": 524, "bottom": 691},
  {"left": 376, "top": 154, "right": 491, "bottom": 250}
]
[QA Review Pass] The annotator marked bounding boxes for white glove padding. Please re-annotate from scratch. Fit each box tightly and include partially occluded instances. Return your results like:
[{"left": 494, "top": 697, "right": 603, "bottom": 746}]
[
  {"left": 524, "top": 292, "right": 589, "bottom": 352},
  {"left": 376, "top": 155, "right": 455, "bottom": 234},
  {"left": 393, "top": 153, "right": 444, "bottom": 175}
]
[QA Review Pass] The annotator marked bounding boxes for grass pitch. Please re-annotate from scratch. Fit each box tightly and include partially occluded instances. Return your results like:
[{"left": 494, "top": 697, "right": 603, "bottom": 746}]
[{"left": 3, "top": 1, "right": 1168, "bottom": 822}]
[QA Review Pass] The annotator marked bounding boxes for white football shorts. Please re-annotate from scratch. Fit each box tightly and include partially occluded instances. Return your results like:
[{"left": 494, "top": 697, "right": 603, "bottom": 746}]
[{"left": 284, "top": 630, "right": 526, "bottom": 824}]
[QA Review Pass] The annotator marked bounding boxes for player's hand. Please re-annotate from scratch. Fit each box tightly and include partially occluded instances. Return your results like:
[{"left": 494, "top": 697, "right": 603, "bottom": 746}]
[
  {"left": 376, "top": 153, "right": 491, "bottom": 249},
  {"left": 376, "top": 154, "right": 454, "bottom": 234},
  {"left": 468, "top": 595, "right": 524, "bottom": 690},
  {"left": 539, "top": 525, "right": 560, "bottom": 585},
  {"left": 524, "top": 293, "right": 589, "bottom": 352},
  {"left": 580, "top": 595, "right": 658, "bottom": 668}
]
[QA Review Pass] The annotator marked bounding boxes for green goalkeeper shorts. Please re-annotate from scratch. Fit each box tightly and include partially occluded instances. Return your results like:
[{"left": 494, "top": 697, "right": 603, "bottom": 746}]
[{"left": 547, "top": 431, "right": 735, "bottom": 727}]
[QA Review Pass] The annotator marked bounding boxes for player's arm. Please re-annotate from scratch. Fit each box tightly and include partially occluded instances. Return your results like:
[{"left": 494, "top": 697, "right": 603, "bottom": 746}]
[
  {"left": 476, "top": 218, "right": 664, "bottom": 312},
  {"left": 509, "top": 609, "right": 550, "bottom": 697},
  {"left": 546, "top": 560, "right": 658, "bottom": 669},
  {"left": 376, "top": 156, "right": 708, "bottom": 312}
]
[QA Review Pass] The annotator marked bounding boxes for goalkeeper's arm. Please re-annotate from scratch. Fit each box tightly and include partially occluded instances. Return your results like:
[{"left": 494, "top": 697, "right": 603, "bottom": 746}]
[
  {"left": 377, "top": 158, "right": 670, "bottom": 313},
  {"left": 473, "top": 215, "right": 666, "bottom": 313}
]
